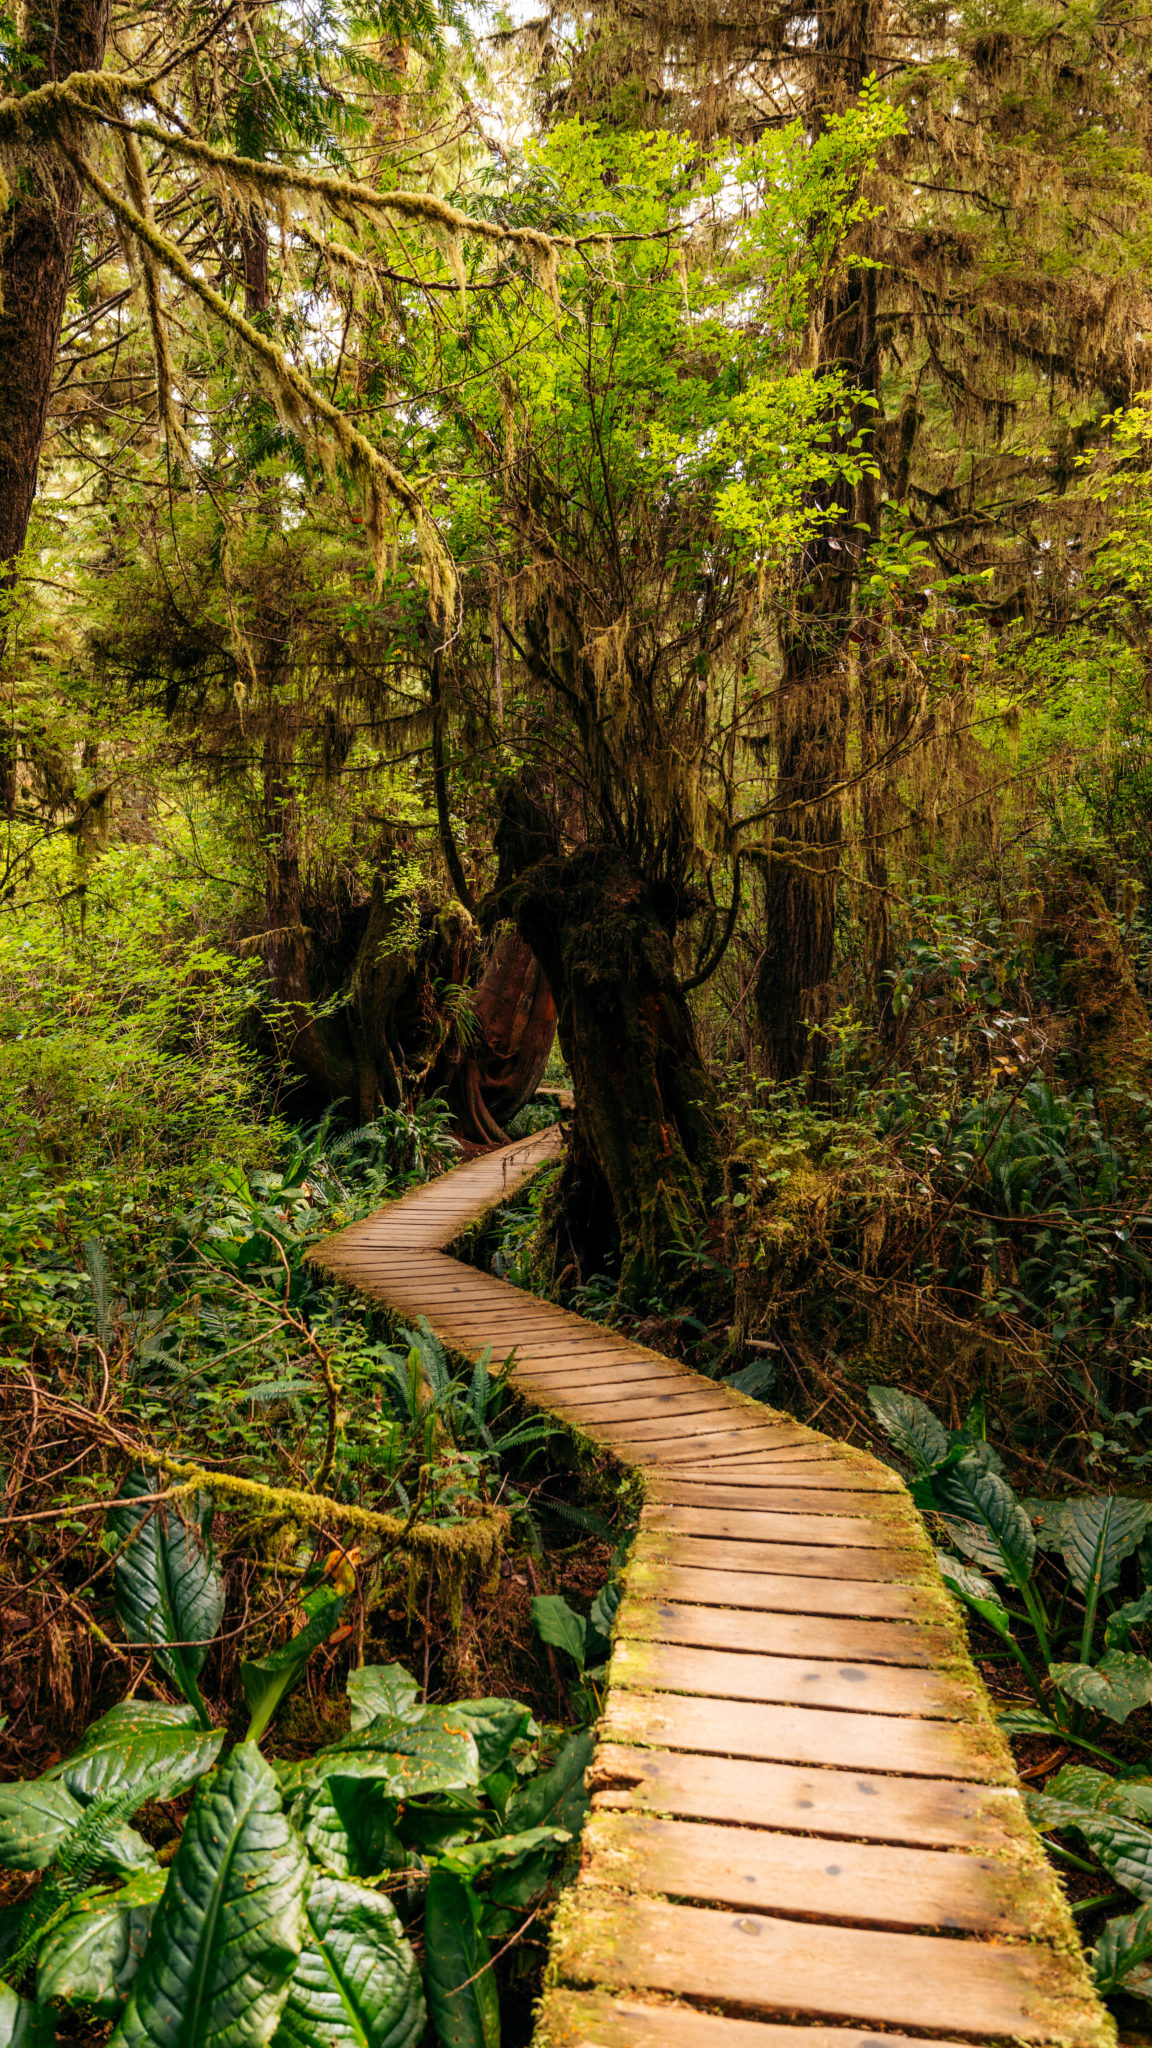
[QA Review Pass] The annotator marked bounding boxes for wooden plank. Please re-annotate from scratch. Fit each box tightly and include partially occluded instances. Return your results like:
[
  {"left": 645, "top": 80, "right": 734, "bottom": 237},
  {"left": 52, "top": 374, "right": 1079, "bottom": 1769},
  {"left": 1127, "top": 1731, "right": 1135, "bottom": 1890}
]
[
  {"left": 641, "top": 1504, "right": 913, "bottom": 1549},
  {"left": 645, "top": 1483, "right": 896, "bottom": 1513},
  {"left": 581, "top": 1812, "right": 1052, "bottom": 1935},
  {"left": 632, "top": 1431, "right": 836, "bottom": 1463},
  {"left": 516, "top": 1369, "right": 697, "bottom": 1399},
  {"left": 549, "top": 1893, "right": 1096, "bottom": 2041},
  {"left": 587, "top": 1743, "right": 1026, "bottom": 1849},
  {"left": 626, "top": 1560, "right": 940, "bottom": 1618},
  {"left": 600, "top": 1689, "right": 1011, "bottom": 1780},
  {"left": 560, "top": 1393, "right": 746, "bottom": 1425},
  {"left": 538, "top": 1989, "right": 969, "bottom": 2048},
  {"left": 609, "top": 1639, "right": 976, "bottom": 1719},
  {"left": 634, "top": 1534, "right": 926, "bottom": 1582},
  {"left": 653, "top": 1460, "right": 898, "bottom": 1490},
  {"left": 616, "top": 1595, "right": 952, "bottom": 1665}
]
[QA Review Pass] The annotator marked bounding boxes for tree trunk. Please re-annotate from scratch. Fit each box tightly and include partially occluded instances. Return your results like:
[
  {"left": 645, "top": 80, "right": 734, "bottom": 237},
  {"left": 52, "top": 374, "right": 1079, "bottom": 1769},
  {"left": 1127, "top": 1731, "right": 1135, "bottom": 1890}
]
[
  {"left": 1040, "top": 854, "right": 1152, "bottom": 1132},
  {"left": 452, "top": 930, "right": 558, "bottom": 1143},
  {"left": 0, "top": 0, "right": 110, "bottom": 575},
  {"left": 754, "top": 0, "right": 882, "bottom": 1079},
  {"left": 262, "top": 722, "right": 361, "bottom": 1112},
  {"left": 493, "top": 840, "right": 720, "bottom": 1298}
]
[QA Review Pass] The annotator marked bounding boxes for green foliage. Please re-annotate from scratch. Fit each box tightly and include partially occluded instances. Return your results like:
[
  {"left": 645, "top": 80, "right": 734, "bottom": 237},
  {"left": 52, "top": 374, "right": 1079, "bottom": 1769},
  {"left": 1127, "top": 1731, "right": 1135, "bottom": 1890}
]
[
  {"left": 108, "top": 1475, "right": 225, "bottom": 1727},
  {"left": 0, "top": 1612, "right": 590, "bottom": 2047}
]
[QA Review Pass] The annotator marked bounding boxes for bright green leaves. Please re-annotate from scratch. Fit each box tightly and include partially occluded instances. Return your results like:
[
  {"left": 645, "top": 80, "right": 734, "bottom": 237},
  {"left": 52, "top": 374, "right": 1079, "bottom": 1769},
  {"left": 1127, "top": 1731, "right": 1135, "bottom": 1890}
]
[
  {"left": 347, "top": 1664, "right": 423, "bottom": 1732},
  {"left": 1056, "top": 1497, "right": 1152, "bottom": 1600},
  {"left": 931, "top": 1456, "right": 1036, "bottom": 1589},
  {"left": 1051, "top": 1651, "right": 1152, "bottom": 1725},
  {"left": 504, "top": 1728, "right": 593, "bottom": 1838},
  {"left": 112, "top": 1743, "right": 308, "bottom": 2048},
  {"left": 36, "top": 1870, "right": 166, "bottom": 2015},
  {"left": 1095, "top": 1900, "right": 1152, "bottom": 1999},
  {"left": 42, "top": 1702, "right": 224, "bottom": 1807},
  {"left": 0, "top": 1983, "right": 52, "bottom": 2048},
  {"left": 0, "top": 1781, "right": 153, "bottom": 1878},
  {"left": 423, "top": 1872, "right": 499, "bottom": 2048},
  {"left": 242, "top": 1596, "right": 346, "bottom": 1745},
  {"left": 108, "top": 1472, "right": 224, "bottom": 1726},
  {"left": 281, "top": 1708, "right": 480, "bottom": 1802},
  {"left": 273, "top": 1879, "right": 424, "bottom": 2048},
  {"left": 866, "top": 1386, "right": 949, "bottom": 1472},
  {"left": 0, "top": 1784, "right": 98, "bottom": 1875},
  {"left": 530, "top": 1595, "right": 588, "bottom": 1672}
]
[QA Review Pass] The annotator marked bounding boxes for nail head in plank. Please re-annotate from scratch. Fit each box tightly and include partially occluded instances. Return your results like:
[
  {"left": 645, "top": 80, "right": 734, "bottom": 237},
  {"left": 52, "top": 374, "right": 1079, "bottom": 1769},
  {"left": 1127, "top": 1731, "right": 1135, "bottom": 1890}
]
[
  {"left": 587, "top": 1743, "right": 1030, "bottom": 1850},
  {"left": 616, "top": 1595, "right": 952, "bottom": 1665},
  {"left": 550, "top": 1892, "right": 1098, "bottom": 2040},
  {"left": 601, "top": 1689, "right": 1012, "bottom": 1781},
  {"left": 640, "top": 1504, "right": 916, "bottom": 1551},
  {"left": 610, "top": 1639, "right": 977, "bottom": 1719},
  {"left": 634, "top": 1533, "right": 929, "bottom": 1583},
  {"left": 626, "top": 1558, "right": 943, "bottom": 1618},
  {"left": 581, "top": 1812, "right": 1055, "bottom": 1936}
]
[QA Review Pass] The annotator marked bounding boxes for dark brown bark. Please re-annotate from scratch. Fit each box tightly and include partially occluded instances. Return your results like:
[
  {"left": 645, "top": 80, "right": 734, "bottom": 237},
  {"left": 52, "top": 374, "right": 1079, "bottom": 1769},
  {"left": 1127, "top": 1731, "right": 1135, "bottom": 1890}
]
[
  {"left": 755, "top": 4, "right": 882, "bottom": 1077},
  {"left": 0, "top": 0, "right": 110, "bottom": 576},
  {"left": 451, "top": 929, "right": 558, "bottom": 1142},
  {"left": 491, "top": 838, "right": 720, "bottom": 1297}
]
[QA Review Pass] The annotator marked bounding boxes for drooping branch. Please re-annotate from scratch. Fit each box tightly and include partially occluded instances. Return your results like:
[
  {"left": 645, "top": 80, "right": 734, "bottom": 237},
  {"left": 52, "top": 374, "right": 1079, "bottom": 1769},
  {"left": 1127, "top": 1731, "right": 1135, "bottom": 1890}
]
[
  {"left": 63, "top": 144, "right": 458, "bottom": 617},
  {"left": 0, "top": 71, "right": 568, "bottom": 298},
  {"left": 683, "top": 853, "right": 741, "bottom": 992}
]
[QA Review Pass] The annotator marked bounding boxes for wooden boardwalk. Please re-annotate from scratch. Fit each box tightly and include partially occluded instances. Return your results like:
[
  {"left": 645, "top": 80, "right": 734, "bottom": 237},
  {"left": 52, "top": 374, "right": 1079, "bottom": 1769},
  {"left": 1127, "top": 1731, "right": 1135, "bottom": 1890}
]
[{"left": 313, "top": 1129, "right": 1112, "bottom": 2048}]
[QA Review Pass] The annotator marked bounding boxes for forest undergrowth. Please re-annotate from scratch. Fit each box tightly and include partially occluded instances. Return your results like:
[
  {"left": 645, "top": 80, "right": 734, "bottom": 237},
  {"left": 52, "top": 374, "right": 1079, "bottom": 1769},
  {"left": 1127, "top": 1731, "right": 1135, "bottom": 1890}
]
[{"left": 0, "top": 836, "right": 626, "bottom": 2048}]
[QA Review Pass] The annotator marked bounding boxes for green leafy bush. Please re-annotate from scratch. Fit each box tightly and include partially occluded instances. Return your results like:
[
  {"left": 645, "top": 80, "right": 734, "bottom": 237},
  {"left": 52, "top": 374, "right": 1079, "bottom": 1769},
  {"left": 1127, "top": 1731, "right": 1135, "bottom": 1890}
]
[{"left": 0, "top": 1468, "right": 591, "bottom": 2048}]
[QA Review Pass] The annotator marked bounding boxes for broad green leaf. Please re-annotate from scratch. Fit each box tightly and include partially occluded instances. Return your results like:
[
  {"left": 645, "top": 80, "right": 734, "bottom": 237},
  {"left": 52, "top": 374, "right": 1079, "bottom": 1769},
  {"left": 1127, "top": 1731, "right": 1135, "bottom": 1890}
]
[
  {"left": 291, "top": 1781, "right": 406, "bottom": 1880},
  {"left": 1096, "top": 1903, "right": 1152, "bottom": 1998},
  {"left": 272, "top": 1877, "right": 424, "bottom": 2048},
  {"left": 0, "top": 1983, "right": 52, "bottom": 2048},
  {"left": 36, "top": 1869, "right": 166, "bottom": 2015},
  {"left": 1057, "top": 1497, "right": 1152, "bottom": 1599},
  {"left": 42, "top": 1706, "right": 223, "bottom": 1808},
  {"left": 451, "top": 1702, "right": 533, "bottom": 1781},
  {"left": 1025, "top": 1789, "right": 1103, "bottom": 1833},
  {"left": 505, "top": 1729, "right": 594, "bottom": 1837},
  {"left": 442, "top": 1825, "right": 570, "bottom": 1882},
  {"left": 1022, "top": 1499, "right": 1071, "bottom": 1552},
  {"left": 0, "top": 1780, "right": 151, "bottom": 1879},
  {"left": 1039, "top": 1764, "right": 1152, "bottom": 1825},
  {"left": 347, "top": 1665, "right": 423, "bottom": 1734},
  {"left": 531, "top": 1595, "right": 586, "bottom": 1671},
  {"left": 1076, "top": 1813, "right": 1152, "bottom": 1901},
  {"left": 997, "top": 1708, "right": 1063, "bottom": 1738},
  {"left": 242, "top": 1596, "right": 345, "bottom": 1745},
  {"left": 281, "top": 1709, "right": 480, "bottom": 1802},
  {"left": 111, "top": 1742, "right": 308, "bottom": 2048},
  {"left": 108, "top": 1471, "right": 224, "bottom": 1717},
  {"left": 1045, "top": 1764, "right": 1117, "bottom": 1807},
  {"left": 0, "top": 1782, "right": 87, "bottom": 1872},
  {"left": 933, "top": 1549, "right": 1014, "bottom": 1638},
  {"left": 1051, "top": 1650, "right": 1152, "bottom": 1725},
  {"left": 587, "top": 1582, "right": 621, "bottom": 1663},
  {"left": 423, "top": 1870, "right": 499, "bottom": 2048},
  {"left": 1107, "top": 1588, "right": 1152, "bottom": 1649},
  {"left": 866, "top": 1385, "right": 948, "bottom": 1472},
  {"left": 930, "top": 1456, "right": 1035, "bottom": 1587}
]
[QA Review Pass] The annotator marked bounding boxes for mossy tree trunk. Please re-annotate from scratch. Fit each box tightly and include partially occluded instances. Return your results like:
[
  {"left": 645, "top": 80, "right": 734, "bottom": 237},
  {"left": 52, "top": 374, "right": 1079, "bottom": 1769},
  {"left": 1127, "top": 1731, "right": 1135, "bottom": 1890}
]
[
  {"left": 754, "top": 0, "right": 882, "bottom": 1079},
  {"left": 492, "top": 835, "right": 720, "bottom": 1297},
  {"left": 1040, "top": 855, "right": 1152, "bottom": 1132},
  {"left": 0, "top": 0, "right": 110, "bottom": 813}
]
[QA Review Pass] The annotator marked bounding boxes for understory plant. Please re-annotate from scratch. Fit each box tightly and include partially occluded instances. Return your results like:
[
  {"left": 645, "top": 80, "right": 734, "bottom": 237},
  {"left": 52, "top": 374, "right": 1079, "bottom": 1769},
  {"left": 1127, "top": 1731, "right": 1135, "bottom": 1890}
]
[
  {"left": 0, "top": 1471, "right": 592, "bottom": 2048},
  {"left": 869, "top": 1383, "right": 1152, "bottom": 2003}
]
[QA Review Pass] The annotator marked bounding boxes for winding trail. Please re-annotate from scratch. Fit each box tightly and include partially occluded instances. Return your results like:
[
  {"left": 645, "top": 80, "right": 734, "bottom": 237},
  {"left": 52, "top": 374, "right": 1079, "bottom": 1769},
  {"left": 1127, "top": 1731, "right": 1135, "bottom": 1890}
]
[{"left": 313, "top": 1127, "right": 1112, "bottom": 2048}]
